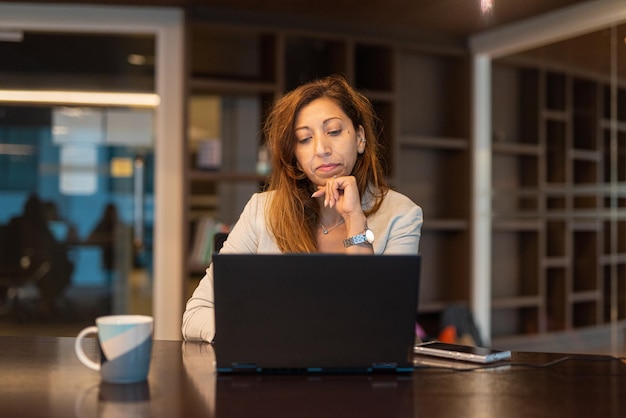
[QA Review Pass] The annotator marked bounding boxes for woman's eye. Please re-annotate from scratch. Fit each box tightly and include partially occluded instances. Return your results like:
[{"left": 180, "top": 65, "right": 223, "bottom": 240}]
[
  {"left": 298, "top": 136, "right": 312, "bottom": 144},
  {"left": 327, "top": 129, "right": 341, "bottom": 136}
]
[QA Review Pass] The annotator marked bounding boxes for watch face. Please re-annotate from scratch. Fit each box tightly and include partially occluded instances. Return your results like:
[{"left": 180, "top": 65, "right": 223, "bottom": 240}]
[{"left": 365, "top": 228, "right": 375, "bottom": 244}]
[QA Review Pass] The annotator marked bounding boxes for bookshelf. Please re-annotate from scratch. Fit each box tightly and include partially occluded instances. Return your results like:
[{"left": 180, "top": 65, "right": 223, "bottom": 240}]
[
  {"left": 491, "top": 59, "right": 626, "bottom": 343},
  {"left": 184, "top": 13, "right": 626, "bottom": 346},
  {"left": 393, "top": 47, "right": 470, "bottom": 333},
  {"left": 184, "top": 19, "right": 471, "bottom": 332}
]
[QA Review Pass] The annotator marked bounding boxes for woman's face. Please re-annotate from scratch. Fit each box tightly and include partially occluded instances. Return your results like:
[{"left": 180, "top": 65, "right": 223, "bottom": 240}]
[{"left": 293, "top": 98, "right": 365, "bottom": 187}]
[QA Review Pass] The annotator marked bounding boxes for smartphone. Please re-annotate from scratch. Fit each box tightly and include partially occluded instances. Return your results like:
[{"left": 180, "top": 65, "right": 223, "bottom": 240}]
[{"left": 413, "top": 341, "right": 511, "bottom": 364}]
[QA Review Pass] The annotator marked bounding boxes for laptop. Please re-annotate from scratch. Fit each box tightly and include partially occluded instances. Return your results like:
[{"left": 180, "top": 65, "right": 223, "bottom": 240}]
[{"left": 212, "top": 253, "right": 421, "bottom": 373}]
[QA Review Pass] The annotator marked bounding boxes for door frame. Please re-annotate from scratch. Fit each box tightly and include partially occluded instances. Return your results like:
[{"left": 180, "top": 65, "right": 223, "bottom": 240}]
[{"left": 0, "top": 3, "right": 186, "bottom": 340}]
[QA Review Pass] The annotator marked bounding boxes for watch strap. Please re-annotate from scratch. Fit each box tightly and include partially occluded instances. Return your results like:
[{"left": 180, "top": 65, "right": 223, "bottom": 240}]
[
  {"left": 343, "top": 233, "right": 367, "bottom": 247},
  {"left": 343, "top": 227, "right": 374, "bottom": 248}
]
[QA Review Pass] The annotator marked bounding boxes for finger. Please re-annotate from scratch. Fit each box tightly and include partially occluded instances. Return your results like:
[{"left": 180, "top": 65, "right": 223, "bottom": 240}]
[
  {"left": 326, "top": 185, "right": 332, "bottom": 207},
  {"left": 332, "top": 177, "right": 343, "bottom": 204},
  {"left": 328, "top": 179, "right": 338, "bottom": 208},
  {"left": 325, "top": 183, "right": 331, "bottom": 207}
]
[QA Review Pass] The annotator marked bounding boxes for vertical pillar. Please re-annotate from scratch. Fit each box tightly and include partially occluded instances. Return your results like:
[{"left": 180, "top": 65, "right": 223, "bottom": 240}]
[{"left": 471, "top": 54, "right": 492, "bottom": 345}]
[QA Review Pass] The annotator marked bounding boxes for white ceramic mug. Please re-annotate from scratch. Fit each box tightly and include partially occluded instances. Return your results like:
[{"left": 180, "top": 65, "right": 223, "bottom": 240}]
[{"left": 75, "top": 315, "right": 153, "bottom": 384}]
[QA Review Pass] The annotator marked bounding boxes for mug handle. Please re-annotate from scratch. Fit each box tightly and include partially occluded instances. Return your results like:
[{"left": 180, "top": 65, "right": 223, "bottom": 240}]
[{"left": 74, "top": 326, "right": 100, "bottom": 371}]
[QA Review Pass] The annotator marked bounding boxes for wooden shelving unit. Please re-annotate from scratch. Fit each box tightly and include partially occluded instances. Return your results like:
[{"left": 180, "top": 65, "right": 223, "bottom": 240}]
[
  {"left": 183, "top": 15, "right": 626, "bottom": 347},
  {"left": 394, "top": 47, "right": 470, "bottom": 332},
  {"left": 183, "top": 19, "right": 471, "bottom": 333},
  {"left": 491, "top": 59, "right": 626, "bottom": 344}
]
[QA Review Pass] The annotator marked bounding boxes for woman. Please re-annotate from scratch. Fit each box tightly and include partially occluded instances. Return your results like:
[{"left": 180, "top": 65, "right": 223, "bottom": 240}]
[{"left": 182, "top": 75, "right": 423, "bottom": 342}]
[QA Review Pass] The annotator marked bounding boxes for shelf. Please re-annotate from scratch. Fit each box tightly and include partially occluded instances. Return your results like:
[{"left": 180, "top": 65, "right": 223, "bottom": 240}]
[
  {"left": 399, "top": 135, "right": 468, "bottom": 150},
  {"left": 492, "top": 295, "right": 542, "bottom": 310},
  {"left": 417, "top": 300, "right": 455, "bottom": 313},
  {"left": 492, "top": 219, "right": 541, "bottom": 231},
  {"left": 492, "top": 210, "right": 541, "bottom": 221},
  {"left": 571, "top": 149, "right": 601, "bottom": 162},
  {"left": 542, "top": 109, "right": 569, "bottom": 121},
  {"left": 188, "top": 193, "right": 220, "bottom": 221},
  {"left": 422, "top": 219, "right": 469, "bottom": 231},
  {"left": 493, "top": 187, "right": 541, "bottom": 197},
  {"left": 601, "top": 254, "right": 626, "bottom": 266},
  {"left": 570, "top": 220, "right": 601, "bottom": 231},
  {"left": 543, "top": 257, "right": 570, "bottom": 268},
  {"left": 599, "top": 118, "right": 626, "bottom": 132},
  {"left": 570, "top": 290, "right": 601, "bottom": 303},
  {"left": 189, "top": 78, "right": 277, "bottom": 94},
  {"left": 189, "top": 170, "right": 267, "bottom": 183},
  {"left": 572, "top": 184, "right": 609, "bottom": 195},
  {"left": 492, "top": 142, "right": 541, "bottom": 155},
  {"left": 543, "top": 184, "right": 568, "bottom": 195}
]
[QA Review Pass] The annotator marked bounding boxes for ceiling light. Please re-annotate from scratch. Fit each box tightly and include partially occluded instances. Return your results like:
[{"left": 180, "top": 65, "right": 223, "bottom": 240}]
[
  {"left": 481, "top": 0, "right": 493, "bottom": 15},
  {"left": 128, "top": 54, "right": 147, "bottom": 66},
  {"left": 128, "top": 54, "right": 155, "bottom": 66},
  {"left": 0, "top": 90, "right": 160, "bottom": 107},
  {"left": 0, "top": 30, "right": 23, "bottom": 42}
]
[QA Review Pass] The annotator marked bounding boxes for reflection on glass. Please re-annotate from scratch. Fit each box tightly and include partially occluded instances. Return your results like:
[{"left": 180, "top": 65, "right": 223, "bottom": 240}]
[
  {"left": 1, "top": 107, "right": 155, "bottom": 333},
  {"left": 182, "top": 341, "right": 216, "bottom": 416},
  {"left": 491, "top": 23, "right": 626, "bottom": 355},
  {"left": 214, "top": 373, "right": 414, "bottom": 416},
  {"left": 74, "top": 381, "right": 151, "bottom": 418},
  {"left": 0, "top": 30, "right": 157, "bottom": 336}
]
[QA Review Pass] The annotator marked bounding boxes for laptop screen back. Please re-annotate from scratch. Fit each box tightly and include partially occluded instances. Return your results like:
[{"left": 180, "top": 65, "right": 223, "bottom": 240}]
[{"left": 213, "top": 253, "right": 421, "bottom": 373}]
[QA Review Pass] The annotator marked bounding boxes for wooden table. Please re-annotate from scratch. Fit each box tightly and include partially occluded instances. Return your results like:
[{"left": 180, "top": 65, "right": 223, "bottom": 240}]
[{"left": 0, "top": 336, "right": 624, "bottom": 417}]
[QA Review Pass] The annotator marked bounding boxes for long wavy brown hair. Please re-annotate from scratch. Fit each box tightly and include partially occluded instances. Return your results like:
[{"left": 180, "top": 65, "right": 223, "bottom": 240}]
[{"left": 263, "top": 75, "right": 389, "bottom": 252}]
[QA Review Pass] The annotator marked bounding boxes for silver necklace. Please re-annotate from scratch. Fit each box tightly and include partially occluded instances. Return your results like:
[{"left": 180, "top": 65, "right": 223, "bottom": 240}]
[{"left": 319, "top": 218, "right": 345, "bottom": 234}]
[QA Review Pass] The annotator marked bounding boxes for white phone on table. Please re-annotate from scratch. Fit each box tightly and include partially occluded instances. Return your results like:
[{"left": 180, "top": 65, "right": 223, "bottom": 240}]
[{"left": 414, "top": 341, "right": 511, "bottom": 364}]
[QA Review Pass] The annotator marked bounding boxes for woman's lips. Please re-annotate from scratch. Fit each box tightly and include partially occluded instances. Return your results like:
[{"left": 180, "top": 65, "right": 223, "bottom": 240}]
[{"left": 316, "top": 164, "right": 339, "bottom": 174}]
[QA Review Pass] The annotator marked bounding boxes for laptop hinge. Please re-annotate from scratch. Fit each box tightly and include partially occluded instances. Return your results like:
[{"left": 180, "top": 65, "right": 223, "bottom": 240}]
[
  {"left": 229, "top": 363, "right": 260, "bottom": 373},
  {"left": 371, "top": 362, "right": 404, "bottom": 372}
]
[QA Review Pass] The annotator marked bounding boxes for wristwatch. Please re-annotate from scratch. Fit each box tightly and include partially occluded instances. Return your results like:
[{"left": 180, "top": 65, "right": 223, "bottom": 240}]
[{"left": 343, "top": 227, "right": 375, "bottom": 247}]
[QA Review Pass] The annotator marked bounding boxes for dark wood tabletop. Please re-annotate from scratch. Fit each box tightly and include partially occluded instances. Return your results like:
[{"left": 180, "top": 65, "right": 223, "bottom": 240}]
[{"left": 0, "top": 335, "right": 625, "bottom": 417}]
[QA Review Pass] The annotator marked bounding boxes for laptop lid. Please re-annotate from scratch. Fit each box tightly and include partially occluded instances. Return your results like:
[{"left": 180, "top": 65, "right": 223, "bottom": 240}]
[{"left": 213, "top": 253, "right": 421, "bottom": 373}]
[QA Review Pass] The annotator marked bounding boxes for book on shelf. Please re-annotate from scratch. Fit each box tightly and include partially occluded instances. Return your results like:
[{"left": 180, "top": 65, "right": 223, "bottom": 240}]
[{"left": 189, "top": 217, "right": 230, "bottom": 270}]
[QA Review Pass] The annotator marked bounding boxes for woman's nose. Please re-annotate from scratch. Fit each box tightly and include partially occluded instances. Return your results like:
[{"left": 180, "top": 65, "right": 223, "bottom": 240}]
[{"left": 314, "top": 135, "right": 331, "bottom": 155}]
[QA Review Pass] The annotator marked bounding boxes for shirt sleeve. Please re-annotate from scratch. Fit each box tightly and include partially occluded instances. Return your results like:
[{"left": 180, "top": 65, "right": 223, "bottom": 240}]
[
  {"left": 381, "top": 204, "right": 423, "bottom": 255},
  {"left": 368, "top": 190, "right": 423, "bottom": 255},
  {"left": 181, "top": 266, "right": 216, "bottom": 342},
  {"left": 181, "top": 193, "right": 264, "bottom": 342}
]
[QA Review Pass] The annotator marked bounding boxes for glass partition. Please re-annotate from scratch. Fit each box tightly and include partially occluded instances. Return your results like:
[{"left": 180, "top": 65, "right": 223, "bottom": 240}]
[
  {"left": 490, "top": 22, "right": 626, "bottom": 354},
  {"left": 0, "top": 31, "right": 157, "bottom": 335}
]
